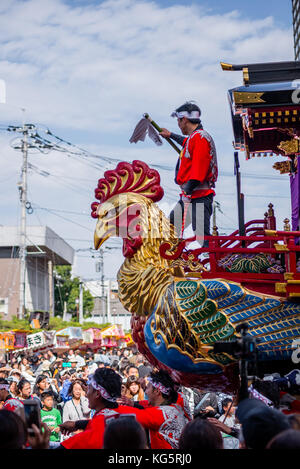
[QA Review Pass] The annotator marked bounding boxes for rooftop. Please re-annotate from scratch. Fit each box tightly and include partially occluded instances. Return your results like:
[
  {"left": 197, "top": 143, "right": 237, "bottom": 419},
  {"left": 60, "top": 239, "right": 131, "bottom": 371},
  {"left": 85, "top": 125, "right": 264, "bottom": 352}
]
[{"left": 0, "top": 225, "right": 74, "bottom": 265}]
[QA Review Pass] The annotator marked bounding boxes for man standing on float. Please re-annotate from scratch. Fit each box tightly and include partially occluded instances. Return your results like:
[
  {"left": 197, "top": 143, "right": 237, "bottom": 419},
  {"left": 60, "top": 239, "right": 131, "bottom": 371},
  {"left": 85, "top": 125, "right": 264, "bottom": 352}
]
[{"left": 160, "top": 101, "right": 218, "bottom": 246}]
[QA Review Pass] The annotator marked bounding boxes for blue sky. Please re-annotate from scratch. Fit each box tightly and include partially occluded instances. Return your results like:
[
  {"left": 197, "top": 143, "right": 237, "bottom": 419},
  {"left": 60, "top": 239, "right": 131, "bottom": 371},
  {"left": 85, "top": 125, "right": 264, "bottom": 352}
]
[
  {"left": 66, "top": 0, "right": 293, "bottom": 27},
  {"left": 0, "top": 0, "right": 294, "bottom": 285}
]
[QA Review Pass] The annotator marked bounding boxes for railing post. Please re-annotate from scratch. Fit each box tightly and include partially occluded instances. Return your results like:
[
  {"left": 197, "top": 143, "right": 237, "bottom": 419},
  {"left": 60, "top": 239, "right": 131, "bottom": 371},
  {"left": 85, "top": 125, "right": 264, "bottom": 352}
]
[{"left": 267, "top": 203, "right": 276, "bottom": 230}]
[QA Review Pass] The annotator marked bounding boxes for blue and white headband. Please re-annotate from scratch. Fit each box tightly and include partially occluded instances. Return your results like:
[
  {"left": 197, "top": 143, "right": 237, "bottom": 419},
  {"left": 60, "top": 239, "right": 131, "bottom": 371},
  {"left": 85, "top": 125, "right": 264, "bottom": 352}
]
[
  {"left": 147, "top": 377, "right": 171, "bottom": 396},
  {"left": 0, "top": 384, "right": 9, "bottom": 391}
]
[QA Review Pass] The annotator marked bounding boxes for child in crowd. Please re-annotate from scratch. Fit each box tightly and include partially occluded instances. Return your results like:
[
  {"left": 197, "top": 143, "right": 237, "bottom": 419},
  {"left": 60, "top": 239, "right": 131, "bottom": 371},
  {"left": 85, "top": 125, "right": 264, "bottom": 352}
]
[
  {"left": 40, "top": 391, "right": 62, "bottom": 444},
  {"left": 218, "top": 398, "right": 240, "bottom": 449}
]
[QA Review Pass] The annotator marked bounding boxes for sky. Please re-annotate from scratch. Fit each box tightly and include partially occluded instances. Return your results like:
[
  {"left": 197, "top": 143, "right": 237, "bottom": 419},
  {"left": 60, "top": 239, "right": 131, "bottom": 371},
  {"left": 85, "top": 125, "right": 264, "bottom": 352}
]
[{"left": 0, "top": 0, "right": 295, "bottom": 288}]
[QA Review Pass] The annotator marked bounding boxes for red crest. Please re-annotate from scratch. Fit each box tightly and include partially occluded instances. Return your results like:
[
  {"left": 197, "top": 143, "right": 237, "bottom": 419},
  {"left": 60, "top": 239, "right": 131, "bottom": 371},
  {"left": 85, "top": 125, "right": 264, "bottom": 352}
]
[{"left": 91, "top": 160, "right": 164, "bottom": 218}]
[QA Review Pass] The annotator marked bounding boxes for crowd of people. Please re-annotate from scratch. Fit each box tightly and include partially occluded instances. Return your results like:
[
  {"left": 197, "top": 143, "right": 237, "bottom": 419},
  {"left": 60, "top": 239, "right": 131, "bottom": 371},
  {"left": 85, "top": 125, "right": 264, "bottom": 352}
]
[{"left": 0, "top": 345, "right": 300, "bottom": 450}]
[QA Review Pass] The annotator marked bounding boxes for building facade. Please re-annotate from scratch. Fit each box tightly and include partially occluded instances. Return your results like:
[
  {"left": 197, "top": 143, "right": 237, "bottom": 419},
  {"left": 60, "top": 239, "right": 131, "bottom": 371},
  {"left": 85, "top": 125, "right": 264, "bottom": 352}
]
[
  {"left": 292, "top": 0, "right": 300, "bottom": 60},
  {"left": 84, "top": 280, "right": 132, "bottom": 331},
  {"left": 0, "top": 226, "right": 74, "bottom": 320}
]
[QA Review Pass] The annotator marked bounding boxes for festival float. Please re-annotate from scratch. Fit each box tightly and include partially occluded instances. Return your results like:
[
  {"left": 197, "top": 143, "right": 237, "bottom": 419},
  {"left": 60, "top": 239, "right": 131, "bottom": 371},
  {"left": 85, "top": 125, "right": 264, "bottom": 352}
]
[
  {"left": 100, "top": 324, "right": 126, "bottom": 348},
  {"left": 90, "top": 61, "right": 300, "bottom": 393}
]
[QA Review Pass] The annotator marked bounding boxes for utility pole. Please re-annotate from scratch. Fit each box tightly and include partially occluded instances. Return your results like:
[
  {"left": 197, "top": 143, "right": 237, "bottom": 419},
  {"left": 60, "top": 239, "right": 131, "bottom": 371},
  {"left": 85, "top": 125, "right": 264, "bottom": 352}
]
[
  {"left": 107, "top": 279, "right": 111, "bottom": 324},
  {"left": 48, "top": 260, "right": 54, "bottom": 317},
  {"left": 63, "top": 301, "right": 67, "bottom": 321},
  {"left": 18, "top": 125, "right": 29, "bottom": 319},
  {"left": 99, "top": 248, "right": 106, "bottom": 323}
]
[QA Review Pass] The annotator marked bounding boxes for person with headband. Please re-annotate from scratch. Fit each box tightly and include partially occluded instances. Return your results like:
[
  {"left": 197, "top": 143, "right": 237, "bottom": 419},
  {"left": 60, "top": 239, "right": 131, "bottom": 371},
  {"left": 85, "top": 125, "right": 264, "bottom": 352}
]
[
  {"left": 58, "top": 367, "right": 136, "bottom": 449},
  {"left": 59, "top": 368, "right": 188, "bottom": 449},
  {"left": 0, "top": 377, "right": 24, "bottom": 415},
  {"left": 131, "top": 370, "right": 189, "bottom": 449},
  {"left": 0, "top": 378, "right": 13, "bottom": 407},
  {"left": 160, "top": 101, "right": 218, "bottom": 246},
  {"left": 118, "top": 370, "right": 190, "bottom": 449}
]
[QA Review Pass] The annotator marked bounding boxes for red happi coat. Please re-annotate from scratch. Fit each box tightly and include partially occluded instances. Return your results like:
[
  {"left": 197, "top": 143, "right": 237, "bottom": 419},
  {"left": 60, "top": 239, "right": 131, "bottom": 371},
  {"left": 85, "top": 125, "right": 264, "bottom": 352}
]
[
  {"left": 131, "top": 402, "right": 188, "bottom": 449},
  {"left": 61, "top": 398, "right": 189, "bottom": 450},
  {"left": 61, "top": 406, "right": 136, "bottom": 449}
]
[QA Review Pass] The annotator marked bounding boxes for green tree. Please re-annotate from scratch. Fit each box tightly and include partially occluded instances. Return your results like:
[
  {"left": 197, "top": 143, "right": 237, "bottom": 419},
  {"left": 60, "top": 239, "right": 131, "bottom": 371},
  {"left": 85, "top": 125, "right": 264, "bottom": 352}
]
[{"left": 54, "top": 266, "right": 94, "bottom": 319}]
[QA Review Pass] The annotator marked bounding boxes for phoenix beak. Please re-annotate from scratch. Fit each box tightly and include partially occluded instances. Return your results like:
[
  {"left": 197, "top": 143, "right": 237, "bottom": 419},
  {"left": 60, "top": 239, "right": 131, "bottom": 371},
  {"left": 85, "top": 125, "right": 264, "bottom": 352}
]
[{"left": 94, "top": 218, "right": 111, "bottom": 250}]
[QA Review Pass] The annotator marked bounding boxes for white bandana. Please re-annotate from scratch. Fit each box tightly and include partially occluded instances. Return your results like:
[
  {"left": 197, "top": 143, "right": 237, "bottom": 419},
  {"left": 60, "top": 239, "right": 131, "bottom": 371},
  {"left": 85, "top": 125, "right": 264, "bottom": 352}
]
[
  {"left": 171, "top": 110, "right": 200, "bottom": 119},
  {"left": 248, "top": 385, "right": 273, "bottom": 407},
  {"left": 88, "top": 375, "right": 117, "bottom": 402},
  {"left": 148, "top": 378, "right": 171, "bottom": 396}
]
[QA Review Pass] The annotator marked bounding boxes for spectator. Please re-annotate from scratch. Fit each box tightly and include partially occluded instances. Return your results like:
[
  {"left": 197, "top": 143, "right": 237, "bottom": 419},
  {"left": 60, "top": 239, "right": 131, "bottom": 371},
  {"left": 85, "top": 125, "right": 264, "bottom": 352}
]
[
  {"left": 236, "top": 398, "right": 291, "bottom": 449},
  {"left": 0, "top": 377, "right": 13, "bottom": 407},
  {"left": 30, "top": 355, "right": 42, "bottom": 374},
  {"left": 179, "top": 418, "right": 223, "bottom": 450},
  {"left": 9, "top": 369, "right": 22, "bottom": 382},
  {"left": 51, "top": 357, "right": 63, "bottom": 385},
  {"left": 126, "top": 365, "right": 139, "bottom": 379},
  {"left": 20, "top": 356, "right": 29, "bottom": 373},
  {"left": 67, "top": 349, "right": 74, "bottom": 359},
  {"left": 0, "top": 409, "right": 27, "bottom": 449},
  {"left": 32, "top": 374, "right": 49, "bottom": 403},
  {"left": 218, "top": 398, "right": 240, "bottom": 449},
  {"left": 121, "top": 383, "right": 127, "bottom": 397},
  {"left": 11, "top": 362, "right": 21, "bottom": 371},
  {"left": 103, "top": 416, "right": 148, "bottom": 449},
  {"left": 69, "top": 357, "right": 78, "bottom": 370},
  {"left": 74, "top": 349, "right": 85, "bottom": 368},
  {"left": 0, "top": 365, "right": 11, "bottom": 379},
  {"left": 37, "top": 360, "right": 52, "bottom": 377},
  {"left": 59, "top": 372, "right": 73, "bottom": 403},
  {"left": 17, "top": 378, "right": 35, "bottom": 401},
  {"left": 59, "top": 368, "right": 134, "bottom": 449},
  {"left": 7, "top": 376, "right": 19, "bottom": 398},
  {"left": 119, "top": 360, "right": 130, "bottom": 381},
  {"left": 40, "top": 391, "right": 62, "bottom": 445},
  {"left": 62, "top": 380, "right": 90, "bottom": 423},
  {"left": 47, "top": 350, "right": 57, "bottom": 364},
  {"left": 125, "top": 376, "right": 144, "bottom": 402},
  {"left": 266, "top": 429, "right": 300, "bottom": 449},
  {"left": 193, "top": 391, "right": 219, "bottom": 418},
  {"left": 134, "top": 354, "right": 151, "bottom": 376}
]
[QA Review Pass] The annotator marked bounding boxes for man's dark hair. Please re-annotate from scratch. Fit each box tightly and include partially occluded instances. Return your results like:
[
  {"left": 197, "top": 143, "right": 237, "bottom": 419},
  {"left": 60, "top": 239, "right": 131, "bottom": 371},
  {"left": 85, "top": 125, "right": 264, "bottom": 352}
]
[
  {"left": 149, "top": 370, "right": 177, "bottom": 404},
  {"left": 179, "top": 419, "right": 223, "bottom": 450},
  {"left": 103, "top": 416, "right": 148, "bottom": 449},
  {"left": 175, "top": 101, "right": 202, "bottom": 124},
  {"left": 93, "top": 368, "right": 122, "bottom": 409},
  {"left": 0, "top": 409, "right": 28, "bottom": 449},
  {"left": 0, "top": 378, "right": 9, "bottom": 385}
]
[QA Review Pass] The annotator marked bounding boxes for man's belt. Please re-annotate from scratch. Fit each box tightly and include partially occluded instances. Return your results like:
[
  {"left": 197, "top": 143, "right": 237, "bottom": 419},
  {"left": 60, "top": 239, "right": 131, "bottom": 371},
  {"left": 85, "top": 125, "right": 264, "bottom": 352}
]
[{"left": 180, "top": 182, "right": 211, "bottom": 192}]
